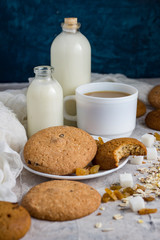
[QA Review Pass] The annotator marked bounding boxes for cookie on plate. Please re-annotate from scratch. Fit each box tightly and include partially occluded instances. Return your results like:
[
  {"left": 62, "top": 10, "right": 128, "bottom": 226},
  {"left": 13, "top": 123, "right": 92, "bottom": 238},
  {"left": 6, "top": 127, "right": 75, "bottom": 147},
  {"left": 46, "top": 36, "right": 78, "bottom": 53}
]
[
  {"left": 0, "top": 201, "right": 31, "bottom": 240},
  {"left": 21, "top": 180, "right": 101, "bottom": 221},
  {"left": 23, "top": 126, "right": 97, "bottom": 175},
  {"left": 145, "top": 109, "right": 160, "bottom": 131},
  {"left": 94, "top": 138, "right": 147, "bottom": 170},
  {"left": 136, "top": 99, "right": 146, "bottom": 118},
  {"left": 148, "top": 85, "right": 160, "bottom": 109}
]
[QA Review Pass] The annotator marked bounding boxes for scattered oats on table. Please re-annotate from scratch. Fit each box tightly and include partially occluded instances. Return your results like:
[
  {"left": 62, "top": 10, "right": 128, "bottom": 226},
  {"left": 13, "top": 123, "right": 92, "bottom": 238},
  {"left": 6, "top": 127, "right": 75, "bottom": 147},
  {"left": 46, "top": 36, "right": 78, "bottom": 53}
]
[
  {"left": 113, "top": 214, "right": 123, "bottom": 220},
  {"left": 101, "top": 228, "right": 114, "bottom": 232}
]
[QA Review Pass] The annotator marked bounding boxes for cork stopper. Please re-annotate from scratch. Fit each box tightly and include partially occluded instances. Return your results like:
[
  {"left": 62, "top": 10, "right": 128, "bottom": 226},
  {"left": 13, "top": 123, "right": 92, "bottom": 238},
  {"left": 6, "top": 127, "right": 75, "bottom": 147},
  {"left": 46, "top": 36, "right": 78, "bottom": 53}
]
[
  {"left": 64, "top": 18, "right": 77, "bottom": 25},
  {"left": 62, "top": 17, "right": 80, "bottom": 30}
]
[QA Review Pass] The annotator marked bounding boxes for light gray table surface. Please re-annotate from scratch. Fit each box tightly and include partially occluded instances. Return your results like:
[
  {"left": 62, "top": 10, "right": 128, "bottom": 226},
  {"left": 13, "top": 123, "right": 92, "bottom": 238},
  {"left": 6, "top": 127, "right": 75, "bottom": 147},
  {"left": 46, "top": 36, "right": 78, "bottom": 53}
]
[{"left": 1, "top": 75, "right": 160, "bottom": 240}]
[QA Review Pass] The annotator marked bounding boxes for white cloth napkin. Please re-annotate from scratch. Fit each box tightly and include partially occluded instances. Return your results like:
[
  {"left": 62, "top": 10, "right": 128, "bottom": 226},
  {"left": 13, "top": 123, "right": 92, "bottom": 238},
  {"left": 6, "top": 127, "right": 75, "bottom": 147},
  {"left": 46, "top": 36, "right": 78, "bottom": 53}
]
[
  {"left": 0, "top": 88, "right": 27, "bottom": 129},
  {"left": 0, "top": 101, "right": 27, "bottom": 202}
]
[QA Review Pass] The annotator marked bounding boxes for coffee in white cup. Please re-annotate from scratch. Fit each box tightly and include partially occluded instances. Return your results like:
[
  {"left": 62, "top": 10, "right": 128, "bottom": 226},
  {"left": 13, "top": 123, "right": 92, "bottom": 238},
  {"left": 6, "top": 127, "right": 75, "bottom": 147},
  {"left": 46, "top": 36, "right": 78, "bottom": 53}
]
[{"left": 64, "top": 82, "right": 138, "bottom": 138}]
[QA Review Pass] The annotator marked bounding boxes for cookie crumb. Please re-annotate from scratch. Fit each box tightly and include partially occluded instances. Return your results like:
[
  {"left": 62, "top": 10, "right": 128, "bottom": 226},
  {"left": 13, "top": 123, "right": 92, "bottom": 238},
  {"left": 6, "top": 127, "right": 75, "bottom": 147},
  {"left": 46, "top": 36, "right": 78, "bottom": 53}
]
[
  {"left": 99, "top": 206, "right": 105, "bottom": 211},
  {"left": 95, "top": 222, "right": 102, "bottom": 228},
  {"left": 96, "top": 212, "right": 102, "bottom": 216}
]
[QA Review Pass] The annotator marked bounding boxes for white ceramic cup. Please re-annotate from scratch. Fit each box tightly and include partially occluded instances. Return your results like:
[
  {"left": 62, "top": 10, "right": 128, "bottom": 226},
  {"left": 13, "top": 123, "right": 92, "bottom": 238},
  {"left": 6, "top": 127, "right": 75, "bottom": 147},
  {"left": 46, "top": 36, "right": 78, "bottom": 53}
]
[{"left": 64, "top": 82, "right": 138, "bottom": 138}]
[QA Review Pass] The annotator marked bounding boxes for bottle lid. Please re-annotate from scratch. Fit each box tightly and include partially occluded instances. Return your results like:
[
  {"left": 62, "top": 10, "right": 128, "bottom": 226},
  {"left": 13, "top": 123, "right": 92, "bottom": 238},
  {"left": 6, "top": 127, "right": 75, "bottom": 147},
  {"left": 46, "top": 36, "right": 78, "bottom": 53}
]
[
  {"left": 62, "top": 17, "right": 80, "bottom": 30},
  {"left": 64, "top": 18, "right": 77, "bottom": 25}
]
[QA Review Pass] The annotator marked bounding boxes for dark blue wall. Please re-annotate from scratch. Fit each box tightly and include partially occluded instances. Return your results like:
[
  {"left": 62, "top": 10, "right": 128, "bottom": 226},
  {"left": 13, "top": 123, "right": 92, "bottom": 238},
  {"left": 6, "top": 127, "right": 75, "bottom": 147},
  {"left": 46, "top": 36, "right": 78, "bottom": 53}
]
[{"left": 0, "top": 0, "right": 160, "bottom": 83}]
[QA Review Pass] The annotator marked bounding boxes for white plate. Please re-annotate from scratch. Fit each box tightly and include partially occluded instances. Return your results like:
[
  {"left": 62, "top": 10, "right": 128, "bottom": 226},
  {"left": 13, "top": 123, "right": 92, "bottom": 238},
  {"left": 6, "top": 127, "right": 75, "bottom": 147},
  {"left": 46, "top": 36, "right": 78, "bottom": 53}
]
[{"left": 21, "top": 136, "right": 129, "bottom": 180}]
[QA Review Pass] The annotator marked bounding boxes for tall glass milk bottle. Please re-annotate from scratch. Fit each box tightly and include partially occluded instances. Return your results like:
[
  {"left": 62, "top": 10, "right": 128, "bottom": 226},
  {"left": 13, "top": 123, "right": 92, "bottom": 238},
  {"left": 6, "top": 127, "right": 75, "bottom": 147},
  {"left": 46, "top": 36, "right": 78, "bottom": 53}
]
[
  {"left": 27, "top": 66, "right": 63, "bottom": 138},
  {"left": 51, "top": 18, "right": 91, "bottom": 126}
]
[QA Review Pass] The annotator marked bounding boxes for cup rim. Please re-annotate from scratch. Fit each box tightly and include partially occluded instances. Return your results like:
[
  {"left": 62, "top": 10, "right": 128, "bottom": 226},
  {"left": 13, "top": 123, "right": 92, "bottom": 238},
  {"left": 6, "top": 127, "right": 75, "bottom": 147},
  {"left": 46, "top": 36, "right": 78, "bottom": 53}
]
[{"left": 76, "top": 82, "right": 138, "bottom": 102}]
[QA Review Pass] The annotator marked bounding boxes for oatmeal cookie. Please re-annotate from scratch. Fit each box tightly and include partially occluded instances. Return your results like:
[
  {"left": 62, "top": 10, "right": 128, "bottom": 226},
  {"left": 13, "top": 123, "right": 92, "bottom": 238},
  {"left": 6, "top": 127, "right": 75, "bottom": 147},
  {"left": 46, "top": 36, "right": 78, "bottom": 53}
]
[
  {"left": 0, "top": 201, "right": 31, "bottom": 240},
  {"left": 136, "top": 99, "right": 146, "bottom": 118},
  {"left": 145, "top": 109, "right": 160, "bottom": 131},
  {"left": 148, "top": 85, "right": 160, "bottom": 109},
  {"left": 94, "top": 138, "right": 147, "bottom": 170},
  {"left": 23, "top": 126, "right": 97, "bottom": 175},
  {"left": 21, "top": 180, "right": 101, "bottom": 221}
]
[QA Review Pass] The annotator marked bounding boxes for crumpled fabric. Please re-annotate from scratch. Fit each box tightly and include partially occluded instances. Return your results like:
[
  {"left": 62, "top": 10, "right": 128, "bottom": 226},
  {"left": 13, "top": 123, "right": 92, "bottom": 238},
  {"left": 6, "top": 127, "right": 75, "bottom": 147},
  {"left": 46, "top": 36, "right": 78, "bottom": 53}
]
[
  {"left": 0, "top": 88, "right": 27, "bottom": 129},
  {"left": 0, "top": 101, "right": 27, "bottom": 202}
]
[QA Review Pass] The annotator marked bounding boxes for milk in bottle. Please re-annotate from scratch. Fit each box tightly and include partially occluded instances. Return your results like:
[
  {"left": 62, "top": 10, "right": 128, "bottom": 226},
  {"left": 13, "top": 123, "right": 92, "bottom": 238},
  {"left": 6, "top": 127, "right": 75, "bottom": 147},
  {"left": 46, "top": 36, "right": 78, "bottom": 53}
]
[
  {"left": 27, "top": 66, "right": 63, "bottom": 138},
  {"left": 51, "top": 18, "right": 91, "bottom": 125}
]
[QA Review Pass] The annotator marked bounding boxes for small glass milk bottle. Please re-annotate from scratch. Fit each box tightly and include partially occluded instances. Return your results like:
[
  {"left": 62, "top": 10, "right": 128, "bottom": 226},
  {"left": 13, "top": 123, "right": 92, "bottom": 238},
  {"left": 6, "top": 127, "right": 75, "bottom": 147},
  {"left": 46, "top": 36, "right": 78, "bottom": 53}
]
[
  {"left": 51, "top": 18, "right": 91, "bottom": 126},
  {"left": 27, "top": 66, "right": 63, "bottom": 138}
]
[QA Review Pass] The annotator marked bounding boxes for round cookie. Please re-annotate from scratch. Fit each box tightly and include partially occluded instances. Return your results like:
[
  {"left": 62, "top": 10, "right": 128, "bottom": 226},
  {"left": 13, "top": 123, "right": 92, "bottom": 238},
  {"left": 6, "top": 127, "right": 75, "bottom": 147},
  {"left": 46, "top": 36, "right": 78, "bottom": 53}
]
[
  {"left": 0, "top": 201, "right": 31, "bottom": 240},
  {"left": 21, "top": 180, "right": 101, "bottom": 221},
  {"left": 145, "top": 109, "right": 160, "bottom": 131},
  {"left": 148, "top": 85, "right": 160, "bottom": 109},
  {"left": 136, "top": 99, "right": 146, "bottom": 118},
  {"left": 94, "top": 138, "right": 147, "bottom": 170},
  {"left": 23, "top": 126, "right": 97, "bottom": 175}
]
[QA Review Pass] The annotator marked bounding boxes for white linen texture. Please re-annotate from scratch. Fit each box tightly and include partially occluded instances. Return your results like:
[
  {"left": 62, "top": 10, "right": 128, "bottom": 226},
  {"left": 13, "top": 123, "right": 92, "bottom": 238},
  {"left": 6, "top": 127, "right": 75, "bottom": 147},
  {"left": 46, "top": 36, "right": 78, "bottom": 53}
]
[{"left": 0, "top": 101, "right": 27, "bottom": 202}]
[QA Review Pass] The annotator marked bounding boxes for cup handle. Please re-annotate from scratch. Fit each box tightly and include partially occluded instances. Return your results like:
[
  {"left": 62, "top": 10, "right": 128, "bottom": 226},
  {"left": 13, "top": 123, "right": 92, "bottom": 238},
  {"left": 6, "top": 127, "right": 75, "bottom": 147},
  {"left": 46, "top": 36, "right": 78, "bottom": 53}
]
[{"left": 63, "top": 95, "right": 77, "bottom": 121}]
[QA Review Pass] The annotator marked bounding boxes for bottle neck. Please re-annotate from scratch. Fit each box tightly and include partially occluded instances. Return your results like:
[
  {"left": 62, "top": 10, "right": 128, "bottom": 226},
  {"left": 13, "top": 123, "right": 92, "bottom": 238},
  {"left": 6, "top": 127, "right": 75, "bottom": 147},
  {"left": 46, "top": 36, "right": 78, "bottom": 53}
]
[
  {"left": 34, "top": 66, "right": 53, "bottom": 80},
  {"left": 61, "top": 21, "right": 81, "bottom": 34},
  {"left": 62, "top": 27, "right": 79, "bottom": 33},
  {"left": 35, "top": 75, "right": 52, "bottom": 81}
]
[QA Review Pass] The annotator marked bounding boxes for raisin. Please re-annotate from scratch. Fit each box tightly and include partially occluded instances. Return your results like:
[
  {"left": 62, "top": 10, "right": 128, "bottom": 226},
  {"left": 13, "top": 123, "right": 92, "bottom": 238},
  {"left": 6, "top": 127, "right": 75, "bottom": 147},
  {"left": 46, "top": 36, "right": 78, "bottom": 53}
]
[
  {"left": 102, "top": 193, "right": 111, "bottom": 203},
  {"left": 96, "top": 212, "right": 102, "bottom": 216},
  {"left": 143, "top": 196, "right": 155, "bottom": 202},
  {"left": 59, "top": 134, "right": 64, "bottom": 138},
  {"left": 122, "top": 187, "right": 135, "bottom": 196},
  {"left": 76, "top": 168, "right": 89, "bottom": 176},
  {"left": 89, "top": 165, "right": 100, "bottom": 174},
  {"left": 138, "top": 208, "right": 157, "bottom": 215},
  {"left": 105, "top": 188, "right": 117, "bottom": 201},
  {"left": 113, "top": 190, "right": 124, "bottom": 200},
  {"left": 154, "top": 132, "right": 160, "bottom": 141},
  {"left": 110, "top": 184, "right": 122, "bottom": 190},
  {"left": 98, "top": 137, "right": 104, "bottom": 145}
]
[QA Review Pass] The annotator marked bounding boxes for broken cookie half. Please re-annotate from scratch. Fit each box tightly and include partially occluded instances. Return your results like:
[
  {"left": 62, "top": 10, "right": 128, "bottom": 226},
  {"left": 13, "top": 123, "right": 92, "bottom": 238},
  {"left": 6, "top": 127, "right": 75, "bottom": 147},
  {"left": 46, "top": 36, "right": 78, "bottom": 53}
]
[{"left": 94, "top": 138, "right": 147, "bottom": 170}]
